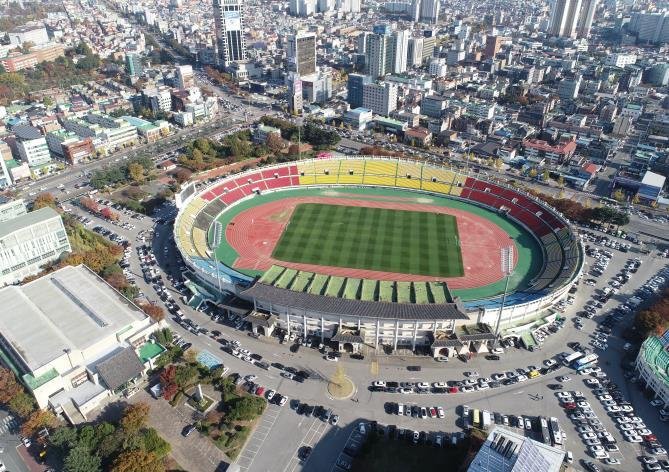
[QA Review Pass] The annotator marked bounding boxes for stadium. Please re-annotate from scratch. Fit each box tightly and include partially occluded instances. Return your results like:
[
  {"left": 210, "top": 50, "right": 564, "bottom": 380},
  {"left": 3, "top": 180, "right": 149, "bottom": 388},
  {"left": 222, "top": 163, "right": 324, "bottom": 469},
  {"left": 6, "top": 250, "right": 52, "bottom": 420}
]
[{"left": 174, "top": 156, "right": 584, "bottom": 356}]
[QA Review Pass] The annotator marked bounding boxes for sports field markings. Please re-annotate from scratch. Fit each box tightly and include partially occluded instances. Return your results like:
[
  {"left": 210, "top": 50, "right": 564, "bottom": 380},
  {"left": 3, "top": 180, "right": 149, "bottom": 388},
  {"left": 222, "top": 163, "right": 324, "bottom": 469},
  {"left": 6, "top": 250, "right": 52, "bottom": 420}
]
[{"left": 272, "top": 203, "right": 464, "bottom": 278}]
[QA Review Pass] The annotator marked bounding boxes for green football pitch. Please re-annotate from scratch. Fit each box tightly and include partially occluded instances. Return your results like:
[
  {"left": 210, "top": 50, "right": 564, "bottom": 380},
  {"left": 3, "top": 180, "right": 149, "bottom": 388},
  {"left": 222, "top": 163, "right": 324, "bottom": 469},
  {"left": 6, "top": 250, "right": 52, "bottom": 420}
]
[{"left": 271, "top": 203, "right": 464, "bottom": 277}]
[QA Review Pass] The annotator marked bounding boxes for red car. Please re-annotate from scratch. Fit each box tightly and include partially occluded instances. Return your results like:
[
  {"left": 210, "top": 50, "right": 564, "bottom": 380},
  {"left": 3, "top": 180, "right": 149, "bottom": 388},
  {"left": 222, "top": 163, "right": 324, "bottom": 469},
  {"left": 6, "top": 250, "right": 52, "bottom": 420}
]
[
  {"left": 255, "top": 386, "right": 265, "bottom": 396},
  {"left": 644, "top": 434, "right": 658, "bottom": 442},
  {"left": 429, "top": 408, "right": 437, "bottom": 418},
  {"left": 564, "top": 402, "right": 577, "bottom": 410},
  {"left": 449, "top": 387, "right": 459, "bottom": 394}
]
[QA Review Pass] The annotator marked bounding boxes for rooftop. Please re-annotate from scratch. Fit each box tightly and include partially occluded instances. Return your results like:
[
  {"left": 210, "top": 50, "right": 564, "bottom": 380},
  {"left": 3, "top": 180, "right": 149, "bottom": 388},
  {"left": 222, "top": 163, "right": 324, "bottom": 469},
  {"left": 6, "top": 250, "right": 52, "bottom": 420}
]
[
  {"left": 0, "top": 207, "right": 61, "bottom": 240},
  {"left": 0, "top": 265, "right": 147, "bottom": 372}
]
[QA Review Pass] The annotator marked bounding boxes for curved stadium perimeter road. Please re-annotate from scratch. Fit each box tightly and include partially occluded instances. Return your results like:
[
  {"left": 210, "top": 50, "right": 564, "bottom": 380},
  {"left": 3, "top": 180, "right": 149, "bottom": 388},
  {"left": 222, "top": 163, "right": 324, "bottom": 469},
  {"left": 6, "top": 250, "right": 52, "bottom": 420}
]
[{"left": 59, "top": 197, "right": 668, "bottom": 472}]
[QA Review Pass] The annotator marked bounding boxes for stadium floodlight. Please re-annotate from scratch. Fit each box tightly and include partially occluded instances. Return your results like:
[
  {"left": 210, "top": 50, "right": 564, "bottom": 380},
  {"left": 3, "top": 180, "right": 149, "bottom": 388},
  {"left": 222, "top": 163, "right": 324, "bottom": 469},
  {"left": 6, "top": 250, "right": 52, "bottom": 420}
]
[
  {"left": 212, "top": 221, "right": 224, "bottom": 297},
  {"left": 493, "top": 245, "right": 514, "bottom": 347}
]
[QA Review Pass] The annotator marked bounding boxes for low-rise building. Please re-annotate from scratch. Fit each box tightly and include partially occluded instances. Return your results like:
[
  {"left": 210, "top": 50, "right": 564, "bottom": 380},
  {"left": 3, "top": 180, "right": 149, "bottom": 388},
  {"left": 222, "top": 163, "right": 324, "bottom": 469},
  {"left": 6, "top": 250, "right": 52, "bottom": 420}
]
[
  {"left": 0, "top": 207, "right": 71, "bottom": 286},
  {"left": 522, "top": 138, "right": 577, "bottom": 164},
  {"left": 46, "top": 130, "right": 94, "bottom": 165},
  {"left": 636, "top": 329, "right": 669, "bottom": 408},
  {"left": 0, "top": 197, "right": 26, "bottom": 223},
  {"left": 343, "top": 107, "right": 373, "bottom": 131},
  {"left": 0, "top": 265, "right": 162, "bottom": 421},
  {"left": 14, "top": 125, "right": 52, "bottom": 168}
]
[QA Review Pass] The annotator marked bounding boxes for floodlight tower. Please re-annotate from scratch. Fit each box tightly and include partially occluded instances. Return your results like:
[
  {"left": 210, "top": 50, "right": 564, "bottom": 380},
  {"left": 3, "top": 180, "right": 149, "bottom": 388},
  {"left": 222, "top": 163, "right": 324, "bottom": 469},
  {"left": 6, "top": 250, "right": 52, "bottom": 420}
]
[{"left": 493, "top": 245, "right": 514, "bottom": 347}]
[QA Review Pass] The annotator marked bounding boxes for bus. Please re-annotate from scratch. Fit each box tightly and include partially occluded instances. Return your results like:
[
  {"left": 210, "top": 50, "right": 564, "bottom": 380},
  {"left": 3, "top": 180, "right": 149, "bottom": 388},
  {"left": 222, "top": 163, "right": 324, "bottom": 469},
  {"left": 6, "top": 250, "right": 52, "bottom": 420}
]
[
  {"left": 573, "top": 353, "right": 599, "bottom": 371},
  {"left": 481, "top": 410, "right": 492, "bottom": 430},
  {"left": 472, "top": 409, "right": 481, "bottom": 428},
  {"left": 563, "top": 351, "right": 584, "bottom": 367},
  {"left": 540, "top": 417, "right": 551, "bottom": 445},
  {"left": 549, "top": 417, "right": 563, "bottom": 446}
]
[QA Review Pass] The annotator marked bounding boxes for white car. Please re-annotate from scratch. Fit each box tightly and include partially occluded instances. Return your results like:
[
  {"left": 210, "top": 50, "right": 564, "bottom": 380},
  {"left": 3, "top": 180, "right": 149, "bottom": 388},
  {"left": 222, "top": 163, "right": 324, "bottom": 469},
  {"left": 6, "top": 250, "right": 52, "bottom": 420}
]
[
  {"left": 266, "top": 390, "right": 275, "bottom": 401},
  {"left": 437, "top": 406, "right": 445, "bottom": 418},
  {"left": 606, "top": 405, "right": 621, "bottom": 413},
  {"left": 416, "top": 382, "right": 430, "bottom": 390},
  {"left": 557, "top": 376, "right": 571, "bottom": 382},
  {"left": 433, "top": 382, "right": 447, "bottom": 388},
  {"left": 543, "top": 359, "right": 557, "bottom": 367},
  {"left": 372, "top": 381, "right": 386, "bottom": 388}
]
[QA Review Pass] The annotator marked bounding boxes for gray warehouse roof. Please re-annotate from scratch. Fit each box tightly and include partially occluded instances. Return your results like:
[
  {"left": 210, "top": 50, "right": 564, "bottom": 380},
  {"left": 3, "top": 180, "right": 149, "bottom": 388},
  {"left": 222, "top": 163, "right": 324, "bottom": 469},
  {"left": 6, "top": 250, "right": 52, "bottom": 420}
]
[
  {"left": 0, "top": 265, "right": 147, "bottom": 372},
  {"left": 96, "top": 348, "right": 144, "bottom": 392},
  {"left": 241, "top": 283, "right": 468, "bottom": 320},
  {"left": 0, "top": 207, "right": 61, "bottom": 240}
]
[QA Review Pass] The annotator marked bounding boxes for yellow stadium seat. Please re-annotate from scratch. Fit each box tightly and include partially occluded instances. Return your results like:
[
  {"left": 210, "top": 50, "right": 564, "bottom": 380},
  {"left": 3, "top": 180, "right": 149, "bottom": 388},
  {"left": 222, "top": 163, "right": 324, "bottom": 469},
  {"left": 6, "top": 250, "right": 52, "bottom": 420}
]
[
  {"left": 364, "top": 160, "right": 398, "bottom": 176},
  {"left": 395, "top": 177, "right": 421, "bottom": 189},
  {"left": 296, "top": 161, "right": 315, "bottom": 176},
  {"left": 337, "top": 172, "right": 364, "bottom": 184},
  {"left": 363, "top": 175, "right": 396, "bottom": 186},
  {"left": 421, "top": 181, "right": 451, "bottom": 195},
  {"left": 299, "top": 175, "right": 317, "bottom": 185},
  {"left": 315, "top": 174, "right": 340, "bottom": 184},
  {"left": 396, "top": 162, "right": 423, "bottom": 180},
  {"left": 192, "top": 227, "right": 209, "bottom": 257}
]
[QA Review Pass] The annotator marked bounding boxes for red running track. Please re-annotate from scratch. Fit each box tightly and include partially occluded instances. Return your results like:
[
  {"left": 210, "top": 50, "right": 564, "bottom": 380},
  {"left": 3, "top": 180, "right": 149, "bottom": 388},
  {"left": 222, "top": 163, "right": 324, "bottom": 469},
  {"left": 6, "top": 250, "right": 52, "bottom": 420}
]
[{"left": 225, "top": 196, "right": 518, "bottom": 289}]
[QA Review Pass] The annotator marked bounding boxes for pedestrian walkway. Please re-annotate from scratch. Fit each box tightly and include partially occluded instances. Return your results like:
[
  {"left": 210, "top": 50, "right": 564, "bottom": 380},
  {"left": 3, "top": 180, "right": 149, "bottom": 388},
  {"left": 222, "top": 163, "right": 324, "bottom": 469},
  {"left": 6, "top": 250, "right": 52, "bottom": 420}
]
[{"left": 0, "top": 415, "right": 17, "bottom": 435}]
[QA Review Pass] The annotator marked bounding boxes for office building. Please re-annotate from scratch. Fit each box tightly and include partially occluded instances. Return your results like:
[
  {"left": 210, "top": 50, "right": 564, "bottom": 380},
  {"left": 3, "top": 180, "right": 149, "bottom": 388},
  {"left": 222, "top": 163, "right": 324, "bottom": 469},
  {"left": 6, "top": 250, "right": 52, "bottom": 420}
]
[
  {"left": 419, "top": 0, "right": 440, "bottom": 23},
  {"left": 0, "top": 265, "right": 162, "bottom": 421},
  {"left": 468, "top": 427, "right": 565, "bottom": 472},
  {"left": 0, "top": 143, "right": 12, "bottom": 188},
  {"left": 365, "top": 32, "right": 391, "bottom": 78},
  {"left": 286, "top": 72, "right": 303, "bottom": 115},
  {"left": 176, "top": 65, "right": 195, "bottom": 89},
  {"left": 8, "top": 25, "right": 49, "bottom": 46},
  {"left": 347, "top": 73, "right": 371, "bottom": 108},
  {"left": 301, "top": 69, "right": 332, "bottom": 104},
  {"left": 605, "top": 53, "right": 637, "bottom": 68},
  {"left": 45, "top": 130, "right": 94, "bottom": 165},
  {"left": 576, "top": 0, "right": 597, "bottom": 38},
  {"left": 636, "top": 329, "right": 669, "bottom": 408},
  {"left": 484, "top": 35, "right": 502, "bottom": 59},
  {"left": 558, "top": 75, "right": 582, "bottom": 100},
  {"left": 628, "top": 12, "right": 669, "bottom": 44},
  {"left": 0, "top": 207, "right": 71, "bottom": 286},
  {"left": 14, "top": 125, "right": 51, "bottom": 168},
  {"left": 362, "top": 81, "right": 398, "bottom": 116},
  {"left": 407, "top": 37, "right": 423, "bottom": 67},
  {"left": 0, "top": 197, "right": 26, "bottom": 223},
  {"left": 392, "top": 30, "right": 410, "bottom": 74},
  {"left": 410, "top": 0, "right": 420, "bottom": 21},
  {"left": 125, "top": 52, "right": 143, "bottom": 77},
  {"left": 548, "top": 0, "right": 582, "bottom": 38},
  {"left": 213, "top": 0, "right": 247, "bottom": 67},
  {"left": 287, "top": 31, "right": 317, "bottom": 77}
]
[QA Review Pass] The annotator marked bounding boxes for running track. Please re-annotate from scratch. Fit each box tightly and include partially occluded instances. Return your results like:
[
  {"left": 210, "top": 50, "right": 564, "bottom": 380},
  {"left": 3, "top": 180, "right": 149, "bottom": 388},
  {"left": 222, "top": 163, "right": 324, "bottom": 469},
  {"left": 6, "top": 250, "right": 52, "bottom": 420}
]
[{"left": 225, "top": 196, "right": 518, "bottom": 289}]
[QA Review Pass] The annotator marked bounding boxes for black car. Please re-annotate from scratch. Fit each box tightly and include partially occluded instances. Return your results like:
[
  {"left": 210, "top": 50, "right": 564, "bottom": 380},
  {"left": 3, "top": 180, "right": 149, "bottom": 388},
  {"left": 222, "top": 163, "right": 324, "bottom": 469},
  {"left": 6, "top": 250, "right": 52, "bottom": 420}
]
[
  {"left": 407, "top": 366, "right": 421, "bottom": 372},
  {"left": 182, "top": 424, "right": 196, "bottom": 437},
  {"left": 297, "top": 403, "right": 307, "bottom": 415},
  {"left": 305, "top": 405, "right": 316, "bottom": 417},
  {"left": 351, "top": 353, "right": 365, "bottom": 360},
  {"left": 297, "top": 371, "right": 311, "bottom": 379},
  {"left": 548, "top": 384, "right": 563, "bottom": 390},
  {"left": 486, "top": 355, "right": 501, "bottom": 361},
  {"left": 298, "top": 446, "right": 312, "bottom": 461}
]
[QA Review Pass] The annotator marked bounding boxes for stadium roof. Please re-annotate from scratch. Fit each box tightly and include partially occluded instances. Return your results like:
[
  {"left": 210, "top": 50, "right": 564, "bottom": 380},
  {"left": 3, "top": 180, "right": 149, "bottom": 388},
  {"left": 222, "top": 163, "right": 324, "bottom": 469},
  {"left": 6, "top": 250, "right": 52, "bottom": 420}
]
[
  {"left": 0, "top": 207, "right": 61, "bottom": 240},
  {"left": 241, "top": 283, "right": 468, "bottom": 320},
  {"left": 0, "top": 265, "right": 147, "bottom": 371}
]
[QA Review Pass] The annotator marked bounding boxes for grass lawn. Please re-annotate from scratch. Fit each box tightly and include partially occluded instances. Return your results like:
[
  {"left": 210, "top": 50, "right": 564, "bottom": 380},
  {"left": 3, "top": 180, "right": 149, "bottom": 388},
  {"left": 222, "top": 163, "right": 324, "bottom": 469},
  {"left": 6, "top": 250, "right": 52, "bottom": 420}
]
[
  {"left": 351, "top": 436, "right": 468, "bottom": 472},
  {"left": 272, "top": 203, "right": 464, "bottom": 277}
]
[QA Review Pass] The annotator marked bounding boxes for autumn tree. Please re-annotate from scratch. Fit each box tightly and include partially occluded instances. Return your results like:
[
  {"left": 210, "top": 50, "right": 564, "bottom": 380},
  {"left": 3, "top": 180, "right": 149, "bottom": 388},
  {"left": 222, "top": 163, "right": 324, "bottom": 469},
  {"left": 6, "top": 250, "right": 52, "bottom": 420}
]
[
  {"left": 111, "top": 450, "right": 164, "bottom": 472},
  {"left": 120, "top": 402, "right": 150, "bottom": 435},
  {"left": 79, "top": 197, "right": 99, "bottom": 213},
  {"left": 613, "top": 188, "right": 626, "bottom": 202},
  {"left": 173, "top": 168, "right": 192, "bottom": 184},
  {"left": 266, "top": 133, "right": 285, "bottom": 153},
  {"left": 100, "top": 207, "right": 119, "bottom": 221},
  {"left": 139, "top": 302, "right": 165, "bottom": 322},
  {"left": 127, "top": 162, "right": 145, "bottom": 183},
  {"left": 0, "top": 367, "right": 22, "bottom": 404},
  {"left": 21, "top": 409, "right": 57, "bottom": 437},
  {"left": 33, "top": 192, "right": 57, "bottom": 210},
  {"left": 8, "top": 392, "right": 35, "bottom": 418}
]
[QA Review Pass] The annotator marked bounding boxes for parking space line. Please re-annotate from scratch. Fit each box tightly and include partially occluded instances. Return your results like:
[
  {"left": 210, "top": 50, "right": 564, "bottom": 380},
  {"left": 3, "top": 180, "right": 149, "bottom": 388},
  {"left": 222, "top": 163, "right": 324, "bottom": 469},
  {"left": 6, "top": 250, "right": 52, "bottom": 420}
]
[{"left": 237, "top": 406, "right": 282, "bottom": 471}]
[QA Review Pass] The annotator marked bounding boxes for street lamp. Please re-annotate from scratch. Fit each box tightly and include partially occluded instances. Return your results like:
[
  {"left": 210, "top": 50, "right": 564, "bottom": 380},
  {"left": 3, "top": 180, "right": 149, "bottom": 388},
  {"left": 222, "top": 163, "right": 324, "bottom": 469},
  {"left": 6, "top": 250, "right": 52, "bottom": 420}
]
[
  {"left": 493, "top": 245, "right": 514, "bottom": 347},
  {"left": 212, "top": 221, "right": 224, "bottom": 301}
]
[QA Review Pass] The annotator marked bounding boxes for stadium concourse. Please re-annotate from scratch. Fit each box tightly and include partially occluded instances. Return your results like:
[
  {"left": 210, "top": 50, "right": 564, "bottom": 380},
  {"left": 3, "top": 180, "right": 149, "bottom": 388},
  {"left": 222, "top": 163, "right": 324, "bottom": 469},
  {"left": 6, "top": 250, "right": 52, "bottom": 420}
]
[{"left": 173, "top": 156, "right": 584, "bottom": 356}]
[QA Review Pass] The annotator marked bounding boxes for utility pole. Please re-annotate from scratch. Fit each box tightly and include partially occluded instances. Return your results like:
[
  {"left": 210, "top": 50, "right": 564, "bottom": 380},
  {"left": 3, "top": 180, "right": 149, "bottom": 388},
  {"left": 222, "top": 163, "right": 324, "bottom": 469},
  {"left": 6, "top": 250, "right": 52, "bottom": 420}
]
[{"left": 212, "top": 221, "right": 224, "bottom": 300}]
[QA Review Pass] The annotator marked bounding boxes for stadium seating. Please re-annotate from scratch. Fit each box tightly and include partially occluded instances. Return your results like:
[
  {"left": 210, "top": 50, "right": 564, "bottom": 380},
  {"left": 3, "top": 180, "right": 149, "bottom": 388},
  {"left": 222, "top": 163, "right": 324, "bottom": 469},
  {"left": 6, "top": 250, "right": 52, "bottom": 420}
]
[{"left": 176, "top": 156, "right": 580, "bottom": 299}]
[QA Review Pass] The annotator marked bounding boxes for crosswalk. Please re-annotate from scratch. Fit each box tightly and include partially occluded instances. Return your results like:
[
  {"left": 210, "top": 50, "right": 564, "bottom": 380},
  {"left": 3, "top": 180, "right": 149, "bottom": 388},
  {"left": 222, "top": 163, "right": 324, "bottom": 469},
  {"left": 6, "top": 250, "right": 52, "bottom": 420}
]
[{"left": 0, "top": 415, "right": 17, "bottom": 435}]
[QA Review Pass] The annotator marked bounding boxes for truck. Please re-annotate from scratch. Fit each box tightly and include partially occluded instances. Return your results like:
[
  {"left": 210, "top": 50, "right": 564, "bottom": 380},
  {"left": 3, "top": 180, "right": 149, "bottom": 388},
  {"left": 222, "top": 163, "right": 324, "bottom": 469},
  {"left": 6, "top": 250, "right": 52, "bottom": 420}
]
[
  {"left": 481, "top": 410, "right": 492, "bottom": 430},
  {"left": 549, "top": 417, "right": 563, "bottom": 446},
  {"left": 573, "top": 353, "right": 599, "bottom": 371},
  {"left": 563, "top": 351, "right": 584, "bottom": 367},
  {"left": 540, "top": 417, "right": 551, "bottom": 445}
]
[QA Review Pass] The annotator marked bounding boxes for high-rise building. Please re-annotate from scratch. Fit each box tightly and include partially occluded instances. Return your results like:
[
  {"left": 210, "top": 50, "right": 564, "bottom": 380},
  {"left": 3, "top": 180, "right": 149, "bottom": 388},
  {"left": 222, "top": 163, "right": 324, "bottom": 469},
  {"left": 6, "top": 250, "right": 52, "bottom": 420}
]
[
  {"left": 213, "top": 0, "right": 246, "bottom": 67},
  {"left": 410, "top": 0, "right": 420, "bottom": 22},
  {"left": 286, "top": 72, "right": 303, "bottom": 115},
  {"left": 548, "top": 0, "right": 582, "bottom": 38},
  {"left": 419, "top": 0, "right": 439, "bottom": 24},
  {"left": 407, "top": 37, "right": 423, "bottom": 67},
  {"left": 287, "top": 31, "right": 317, "bottom": 77},
  {"left": 576, "top": 0, "right": 598, "bottom": 38},
  {"left": 558, "top": 75, "right": 582, "bottom": 100},
  {"left": 365, "top": 32, "right": 391, "bottom": 78},
  {"left": 392, "top": 30, "right": 410, "bottom": 74},
  {"left": 125, "top": 52, "right": 143, "bottom": 77},
  {"left": 176, "top": 65, "right": 195, "bottom": 89},
  {"left": 362, "top": 82, "right": 398, "bottom": 116},
  {"left": 628, "top": 12, "right": 669, "bottom": 44},
  {"left": 484, "top": 35, "right": 502, "bottom": 59},
  {"left": 347, "top": 73, "right": 372, "bottom": 108}
]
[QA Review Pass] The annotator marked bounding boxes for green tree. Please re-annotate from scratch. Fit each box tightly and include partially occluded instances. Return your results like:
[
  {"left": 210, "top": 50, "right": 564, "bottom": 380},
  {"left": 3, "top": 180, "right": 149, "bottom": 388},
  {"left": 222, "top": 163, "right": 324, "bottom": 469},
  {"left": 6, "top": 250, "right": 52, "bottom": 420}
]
[
  {"left": 557, "top": 175, "right": 565, "bottom": 188},
  {"left": 632, "top": 193, "right": 640, "bottom": 204},
  {"left": 226, "top": 396, "right": 266, "bottom": 421},
  {"left": 542, "top": 170, "right": 550, "bottom": 181},
  {"left": 142, "top": 428, "right": 171, "bottom": 458},
  {"left": 50, "top": 426, "right": 78, "bottom": 450},
  {"left": 63, "top": 445, "right": 102, "bottom": 472},
  {"left": 8, "top": 391, "right": 35, "bottom": 418},
  {"left": 174, "top": 364, "right": 198, "bottom": 388},
  {"left": 613, "top": 188, "right": 626, "bottom": 202},
  {"left": 127, "top": 162, "right": 145, "bottom": 183}
]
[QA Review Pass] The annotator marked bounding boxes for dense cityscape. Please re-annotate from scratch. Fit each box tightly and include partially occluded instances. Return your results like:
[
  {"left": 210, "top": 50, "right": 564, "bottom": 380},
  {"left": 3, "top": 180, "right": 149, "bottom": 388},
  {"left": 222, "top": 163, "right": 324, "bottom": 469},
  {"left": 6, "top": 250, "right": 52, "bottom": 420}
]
[{"left": 0, "top": 0, "right": 668, "bottom": 471}]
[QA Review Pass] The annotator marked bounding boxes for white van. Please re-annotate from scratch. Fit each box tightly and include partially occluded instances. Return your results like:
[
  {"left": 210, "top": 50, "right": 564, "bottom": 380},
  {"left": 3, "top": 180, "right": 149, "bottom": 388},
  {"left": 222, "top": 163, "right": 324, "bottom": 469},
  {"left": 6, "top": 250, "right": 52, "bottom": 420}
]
[{"left": 397, "top": 404, "right": 405, "bottom": 416}]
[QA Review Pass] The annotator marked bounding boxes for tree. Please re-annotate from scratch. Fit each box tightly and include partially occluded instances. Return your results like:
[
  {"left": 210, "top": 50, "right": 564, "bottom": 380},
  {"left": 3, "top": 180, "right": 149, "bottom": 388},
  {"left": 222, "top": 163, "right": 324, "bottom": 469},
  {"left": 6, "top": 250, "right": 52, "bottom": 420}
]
[
  {"left": 79, "top": 197, "right": 99, "bottom": 213},
  {"left": 634, "top": 310, "right": 665, "bottom": 338},
  {"left": 33, "top": 192, "right": 57, "bottom": 210},
  {"left": 20, "top": 409, "right": 57, "bottom": 437},
  {"left": 557, "top": 175, "right": 565, "bottom": 188},
  {"left": 528, "top": 168, "right": 538, "bottom": 178},
  {"left": 542, "top": 170, "right": 550, "bottom": 182},
  {"left": 613, "top": 188, "right": 626, "bottom": 202},
  {"left": 266, "top": 133, "right": 285, "bottom": 153},
  {"left": 8, "top": 391, "right": 35, "bottom": 418},
  {"left": 100, "top": 207, "right": 119, "bottom": 221},
  {"left": 64, "top": 446, "right": 102, "bottom": 472},
  {"left": 139, "top": 302, "right": 165, "bottom": 322},
  {"left": 111, "top": 450, "right": 164, "bottom": 472},
  {"left": 174, "top": 364, "right": 198, "bottom": 389},
  {"left": 120, "top": 403, "right": 150, "bottom": 435},
  {"left": 142, "top": 428, "right": 171, "bottom": 458},
  {"left": 632, "top": 193, "right": 640, "bottom": 204},
  {"left": 154, "top": 328, "right": 173, "bottom": 346},
  {"left": 173, "top": 168, "right": 192, "bottom": 184},
  {"left": 0, "top": 367, "right": 22, "bottom": 404},
  {"left": 127, "top": 162, "right": 145, "bottom": 183},
  {"left": 226, "top": 396, "right": 266, "bottom": 421},
  {"left": 50, "top": 426, "right": 79, "bottom": 450}
]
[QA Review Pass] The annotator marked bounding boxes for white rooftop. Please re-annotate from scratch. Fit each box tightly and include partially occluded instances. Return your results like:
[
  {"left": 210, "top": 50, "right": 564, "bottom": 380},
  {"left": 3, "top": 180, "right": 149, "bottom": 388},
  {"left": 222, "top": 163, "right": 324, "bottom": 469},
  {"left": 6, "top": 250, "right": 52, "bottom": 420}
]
[
  {"left": 641, "top": 170, "right": 666, "bottom": 189},
  {"left": 467, "top": 426, "right": 565, "bottom": 472},
  {"left": 0, "top": 265, "right": 147, "bottom": 372}
]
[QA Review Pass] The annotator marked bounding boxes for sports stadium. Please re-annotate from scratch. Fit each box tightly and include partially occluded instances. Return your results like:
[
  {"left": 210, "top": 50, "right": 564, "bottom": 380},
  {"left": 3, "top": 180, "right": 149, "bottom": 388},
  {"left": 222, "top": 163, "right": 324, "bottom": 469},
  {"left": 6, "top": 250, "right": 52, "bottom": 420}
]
[{"left": 174, "top": 156, "right": 584, "bottom": 356}]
